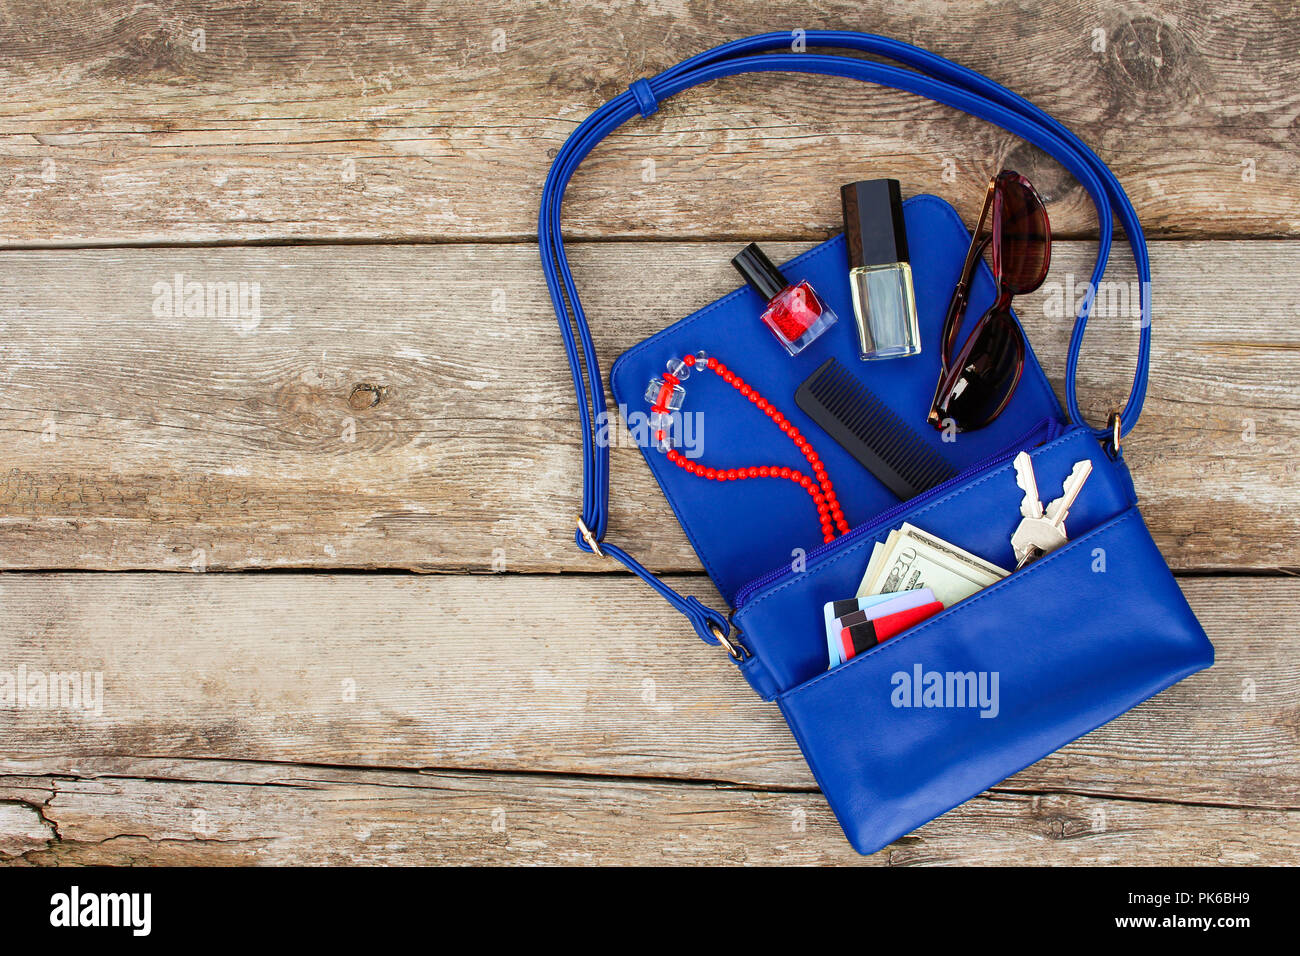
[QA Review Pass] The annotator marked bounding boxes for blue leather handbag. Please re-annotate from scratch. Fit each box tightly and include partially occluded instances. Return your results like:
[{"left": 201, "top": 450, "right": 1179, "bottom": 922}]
[{"left": 539, "top": 31, "right": 1214, "bottom": 855}]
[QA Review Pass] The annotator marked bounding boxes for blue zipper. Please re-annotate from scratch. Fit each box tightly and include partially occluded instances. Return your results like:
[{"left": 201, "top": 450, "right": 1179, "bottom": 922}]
[{"left": 731, "top": 417, "right": 1065, "bottom": 610}]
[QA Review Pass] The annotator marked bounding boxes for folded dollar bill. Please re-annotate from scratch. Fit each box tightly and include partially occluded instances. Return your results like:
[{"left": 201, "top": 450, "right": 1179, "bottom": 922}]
[{"left": 856, "top": 522, "right": 1007, "bottom": 607}]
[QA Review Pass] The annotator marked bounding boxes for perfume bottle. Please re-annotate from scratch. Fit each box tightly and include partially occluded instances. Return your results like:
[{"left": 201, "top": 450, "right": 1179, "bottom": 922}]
[
  {"left": 731, "top": 243, "right": 837, "bottom": 356},
  {"left": 841, "top": 179, "right": 920, "bottom": 360}
]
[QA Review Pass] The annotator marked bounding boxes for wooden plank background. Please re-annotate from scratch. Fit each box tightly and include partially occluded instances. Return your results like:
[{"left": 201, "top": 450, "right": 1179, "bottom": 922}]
[{"left": 1, "top": 0, "right": 1297, "bottom": 865}]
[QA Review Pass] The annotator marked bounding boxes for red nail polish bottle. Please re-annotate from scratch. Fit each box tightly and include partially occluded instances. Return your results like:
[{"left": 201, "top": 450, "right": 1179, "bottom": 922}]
[{"left": 732, "top": 243, "right": 838, "bottom": 356}]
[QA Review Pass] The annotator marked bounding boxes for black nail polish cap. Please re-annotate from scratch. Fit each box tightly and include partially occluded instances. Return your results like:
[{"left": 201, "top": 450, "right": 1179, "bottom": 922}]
[
  {"left": 731, "top": 242, "right": 789, "bottom": 303},
  {"left": 841, "top": 179, "right": 910, "bottom": 268}
]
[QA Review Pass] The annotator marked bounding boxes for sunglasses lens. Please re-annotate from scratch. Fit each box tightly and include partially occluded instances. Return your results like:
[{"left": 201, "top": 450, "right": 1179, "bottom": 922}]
[
  {"left": 931, "top": 308, "right": 1025, "bottom": 431},
  {"left": 993, "top": 175, "right": 1051, "bottom": 295}
]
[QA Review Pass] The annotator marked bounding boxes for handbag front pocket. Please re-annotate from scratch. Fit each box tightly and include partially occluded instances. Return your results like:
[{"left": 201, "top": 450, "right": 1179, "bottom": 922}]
[
  {"left": 732, "top": 426, "right": 1134, "bottom": 693},
  {"left": 774, "top": 508, "right": 1213, "bottom": 855}
]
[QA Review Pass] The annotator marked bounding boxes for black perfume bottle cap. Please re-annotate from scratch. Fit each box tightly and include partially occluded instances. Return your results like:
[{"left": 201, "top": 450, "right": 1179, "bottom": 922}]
[
  {"left": 731, "top": 242, "right": 789, "bottom": 303},
  {"left": 841, "top": 179, "right": 910, "bottom": 269}
]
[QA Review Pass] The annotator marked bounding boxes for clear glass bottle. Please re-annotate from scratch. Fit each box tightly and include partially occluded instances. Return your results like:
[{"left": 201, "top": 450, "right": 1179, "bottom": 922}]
[
  {"left": 841, "top": 180, "right": 921, "bottom": 360},
  {"left": 847, "top": 261, "right": 919, "bottom": 359}
]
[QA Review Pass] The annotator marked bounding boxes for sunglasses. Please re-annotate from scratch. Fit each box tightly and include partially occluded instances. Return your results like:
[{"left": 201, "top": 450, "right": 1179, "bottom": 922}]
[{"left": 927, "top": 170, "right": 1051, "bottom": 432}]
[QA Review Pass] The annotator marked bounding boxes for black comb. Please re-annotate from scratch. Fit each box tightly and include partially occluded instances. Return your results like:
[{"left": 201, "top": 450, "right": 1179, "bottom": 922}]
[{"left": 795, "top": 358, "right": 956, "bottom": 501}]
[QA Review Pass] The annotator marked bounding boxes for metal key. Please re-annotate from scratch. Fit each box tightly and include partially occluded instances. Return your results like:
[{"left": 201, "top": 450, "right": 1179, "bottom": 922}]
[
  {"left": 1010, "top": 451, "right": 1053, "bottom": 565},
  {"left": 1010, "top": 453, "right": 1057, "bottom": 567},
  {"left": 1045, "top": 459, "right": 1093, "bottom": 530},
  {"left": 1011, "top": 458, "right": 1093, "bottom": 569},
  {"left": 1013, "top": 451, "right": 1043, "bottom": 521}
]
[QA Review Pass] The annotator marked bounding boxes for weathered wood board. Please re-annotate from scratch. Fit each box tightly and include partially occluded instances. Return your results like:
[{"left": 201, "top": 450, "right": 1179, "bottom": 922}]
[
  {"left": 0, "top": 241, "right": 1294, "bottom": 573},
  {"left": 1, "top": 1, "right": 1298, "bottom": 245},
  {"left": 2, "top": 759, "right": 1295, "bottom": 865},
  {"left": 0, "top": 574, "right": 1292, "bottom": 809}
]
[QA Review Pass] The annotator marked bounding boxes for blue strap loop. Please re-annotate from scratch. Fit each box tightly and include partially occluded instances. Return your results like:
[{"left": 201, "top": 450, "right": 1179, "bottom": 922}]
[
  {"left": 539, "top": 31, "right": 1153, "bottom": 650},
  {"left": 628, "top": 78, "right": 659, "bottom": 117}
]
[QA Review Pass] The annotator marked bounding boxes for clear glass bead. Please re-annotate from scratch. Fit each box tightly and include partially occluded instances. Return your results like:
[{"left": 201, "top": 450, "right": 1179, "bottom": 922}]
[{"left": 644, "top": 376, "right": 685, "bottom": 411}]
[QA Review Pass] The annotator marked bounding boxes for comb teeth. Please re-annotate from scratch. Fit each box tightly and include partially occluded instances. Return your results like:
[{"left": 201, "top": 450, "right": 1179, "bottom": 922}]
[{"left": 795, "top": 358, "right": 956, "bottom": 501}]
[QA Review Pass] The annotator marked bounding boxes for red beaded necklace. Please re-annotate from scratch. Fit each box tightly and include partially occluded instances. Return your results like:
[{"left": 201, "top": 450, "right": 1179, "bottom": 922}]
[{"left": 647, "top": 352, "right": 850, "bottom": 544}]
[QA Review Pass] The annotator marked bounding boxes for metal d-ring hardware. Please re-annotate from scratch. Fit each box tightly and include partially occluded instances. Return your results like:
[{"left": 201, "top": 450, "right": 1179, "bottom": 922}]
[
  {"left": 711, "top": 621, "right": 749, "bottom": 661},
  {"left": 1107, "top": 408, "right": 1122, "bottom": 456}
]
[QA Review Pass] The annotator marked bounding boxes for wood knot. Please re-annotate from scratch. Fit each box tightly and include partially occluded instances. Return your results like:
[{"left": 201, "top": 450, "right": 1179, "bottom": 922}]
[
  {"left": 1105, "top": 15, "right": 1197, "bottom": 100},
  {"left": 1001, "top": 143, "right": 1076, "bottom": 206},
  {"left": 348, "top": 383, "right": 389, "bottom": 410}
]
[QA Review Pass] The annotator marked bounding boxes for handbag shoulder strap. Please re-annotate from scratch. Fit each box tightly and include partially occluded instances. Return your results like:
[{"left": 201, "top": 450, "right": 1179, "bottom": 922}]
[{"left": 538, "top": 30, "right": 1153, "bottom": 654}]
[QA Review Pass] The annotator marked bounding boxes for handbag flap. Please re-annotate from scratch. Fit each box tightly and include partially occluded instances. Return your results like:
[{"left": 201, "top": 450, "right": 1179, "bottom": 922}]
[{"left": 610, "top": 194, "right": 1066, "bottom": 602}]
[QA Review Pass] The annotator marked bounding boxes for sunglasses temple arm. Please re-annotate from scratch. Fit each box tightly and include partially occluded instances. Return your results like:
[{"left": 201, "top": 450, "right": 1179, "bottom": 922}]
[
  {"left": 928, "top": 288, "right": 969, "bottom": 426},
  {"left": 938, "top": 286, "right": 967, "bottom": 365},
  {"left": 939, "top": 230, "right": 991, "bottom": 360},
  {"left": 939, "top": 186, "right": 995, "bottom": 362}
]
